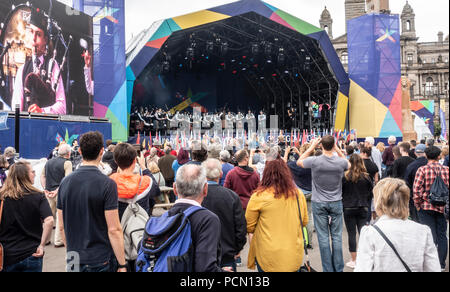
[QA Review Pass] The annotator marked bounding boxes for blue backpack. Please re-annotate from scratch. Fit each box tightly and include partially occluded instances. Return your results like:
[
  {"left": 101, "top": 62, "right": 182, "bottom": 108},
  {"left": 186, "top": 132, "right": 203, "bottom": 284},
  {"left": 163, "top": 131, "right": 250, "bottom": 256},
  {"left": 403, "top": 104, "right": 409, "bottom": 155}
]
[{"left": 135, "top": 206, "right": 204, "bottom": 272}]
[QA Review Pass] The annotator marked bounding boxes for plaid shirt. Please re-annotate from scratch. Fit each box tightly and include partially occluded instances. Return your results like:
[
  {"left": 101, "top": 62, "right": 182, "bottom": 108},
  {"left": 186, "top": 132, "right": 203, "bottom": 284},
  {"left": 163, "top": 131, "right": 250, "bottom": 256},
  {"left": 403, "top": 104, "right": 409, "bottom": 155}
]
[{"left": 413, "top": 162, "right": 449, "bottom": 213}]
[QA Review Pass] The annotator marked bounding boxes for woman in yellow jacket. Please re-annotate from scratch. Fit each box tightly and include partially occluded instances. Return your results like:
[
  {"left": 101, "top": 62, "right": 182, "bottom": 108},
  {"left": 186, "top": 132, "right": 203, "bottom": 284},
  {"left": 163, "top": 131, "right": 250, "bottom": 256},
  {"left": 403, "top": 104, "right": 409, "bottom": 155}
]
[{"left": 246, "top": 158, "right": 309, "bottom": 272}]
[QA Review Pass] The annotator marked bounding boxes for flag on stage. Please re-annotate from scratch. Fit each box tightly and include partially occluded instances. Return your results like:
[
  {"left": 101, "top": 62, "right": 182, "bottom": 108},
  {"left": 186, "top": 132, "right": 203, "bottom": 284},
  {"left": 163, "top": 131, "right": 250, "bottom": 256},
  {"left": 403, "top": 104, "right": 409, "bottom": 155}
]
[
  {"left": 136, "top": 132, "right": 141, "bottom": 145},
  {"left": 149, "top": 132, "right": 153, "bottom": 148},
  {"left": 142, "top": 138, "right": 146, "bottom": 150},
  {"left": 56, "top": 133, "right": 64, "bottom": 144}
]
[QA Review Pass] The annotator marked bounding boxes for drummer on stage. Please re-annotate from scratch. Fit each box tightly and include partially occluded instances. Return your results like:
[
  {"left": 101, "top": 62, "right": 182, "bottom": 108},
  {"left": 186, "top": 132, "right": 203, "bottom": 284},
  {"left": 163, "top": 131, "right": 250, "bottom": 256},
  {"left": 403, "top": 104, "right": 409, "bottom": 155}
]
[{"left": 11, "top": 8, "right": 66, "bottom": 114}]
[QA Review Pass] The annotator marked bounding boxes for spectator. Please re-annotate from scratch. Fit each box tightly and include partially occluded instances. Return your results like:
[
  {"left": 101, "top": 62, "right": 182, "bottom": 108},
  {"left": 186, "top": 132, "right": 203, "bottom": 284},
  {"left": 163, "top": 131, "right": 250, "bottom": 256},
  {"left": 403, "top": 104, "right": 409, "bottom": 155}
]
[
  {"left": 426, "top": 138, "right": 435, "bottom": 147},
  {"left": 376, "top": 142, "right": 386, "bottom": 155},
  {"left": 360, "top": 147, "right": 379, "bottom": 184},
  {"left": 345, "top": 145, "right": 355, "bottom": 159},
  {"left": 392, "top": 142, "right": 415, "bottom": 179},
  {"left": 439, "top": 146, "right": 449, "bottom": 165},
  {"left": 172, "top": 148, "right": 190, "bottom": 181},
  {"left": 148, "top": 161, "right": 165, "bottom": 187},
  {"left": 413, "top": 146, "right": 449, "bottom": 271},
  {"left": 207, "top": 143, "right": 222, "bottom": 160},
  {"left": 40, "top": 143, "right": 72, "bottom": 248},
  {"left": 102, "top": 144, "right": 118, "bottom": 174},
  {"left": 392, "top": 146, "right": 401, "bottom": 161},
  {"left": 157, "top": 147, "right": 176, "bottom": 187},
  {"left": 342, "top": 154, "right": 373, "bottom": 269},
  {"left": 0, "top": 154, "right": 9, "bottom": 186},
  {"left": 287, "top": 143, "right": 314, "bottom": 246},
  {"left": 219, "top": 150, "right": 234, "bottom": 186},
  {"left": 365, "top": 137, "right": 383, "bottom": 179},
  {"left": 0, "top": 161, "right": 54, "bottom": 272},
  {"left": 224, "top": 149, "right": 260, "bottom": 211},
  {"left": 382, "top": 136, "right": 397, "bottom": 173},
  {"left": 409, "top": 140, "right": 417, "bottom": 159},
  {"left": 187, "top": 141, "right": 208, "bottom": 166},
  {"left": 110, "top": 143, "right": 154, "bottom": 220},
  {"left": 146, "top": 148, "right": 159, "bottom": 165},
  {"left": 404, "top": 144, "right": 428, "bottom": 222},
  {"left": 201, "top": 159, "right": 247, "bottom": 272},
  {"left": 249, "top": 148, "right": 266, "bottom": 179},
  {"left": 444, "top": 154, "right": 449, "bottom": 167},
  {"left": 297, "top": 136, "right": 350, "bottom": 272},
  {"left": 246, "top": 159, "right": 308, "bottom": 272},
  {"left": 355, "top": 178, "right": 441, "bottom": 272},
  {"left": 4, "top": 147, "right": 17, "bottom": 169},
  {"left": 57, "top": 131, "right": 127, "bottom": 272},
  {"left": 171, "top": 164, "right": 224, "bottom": 272}
]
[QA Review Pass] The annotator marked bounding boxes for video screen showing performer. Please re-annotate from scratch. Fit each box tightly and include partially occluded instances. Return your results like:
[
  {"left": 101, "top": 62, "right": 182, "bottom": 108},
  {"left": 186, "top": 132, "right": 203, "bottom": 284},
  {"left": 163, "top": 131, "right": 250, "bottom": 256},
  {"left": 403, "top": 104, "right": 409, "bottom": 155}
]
[{"left": 0, "top": 0, "right": 93, "bottom": 116}]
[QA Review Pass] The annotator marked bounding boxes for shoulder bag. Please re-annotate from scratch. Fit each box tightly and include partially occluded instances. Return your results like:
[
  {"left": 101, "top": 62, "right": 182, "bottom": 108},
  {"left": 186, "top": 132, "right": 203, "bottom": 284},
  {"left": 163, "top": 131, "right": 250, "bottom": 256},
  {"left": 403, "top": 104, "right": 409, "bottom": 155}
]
[
  {"left": 0, "top": 199, "right": 4, "bottom": 271},
  {"left": 372, "top": 224, "right": 411, "bottom": 272},
  {"left": 296, "top": 194, "right": 316, "bottom": 272}
]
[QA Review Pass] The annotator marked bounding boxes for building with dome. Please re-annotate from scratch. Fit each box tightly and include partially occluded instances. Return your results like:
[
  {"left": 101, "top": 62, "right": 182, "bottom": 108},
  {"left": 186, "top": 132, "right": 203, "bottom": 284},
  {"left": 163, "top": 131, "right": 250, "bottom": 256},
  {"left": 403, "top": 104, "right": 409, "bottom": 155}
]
[{"left": 320, "top": 0, "right": 449, "bottom": 131}]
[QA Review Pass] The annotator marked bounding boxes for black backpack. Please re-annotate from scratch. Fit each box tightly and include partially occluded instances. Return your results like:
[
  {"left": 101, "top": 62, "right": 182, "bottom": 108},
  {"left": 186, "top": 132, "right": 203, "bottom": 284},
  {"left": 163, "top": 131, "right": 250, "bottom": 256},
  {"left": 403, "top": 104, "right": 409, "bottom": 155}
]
[{"left": 429, "top": 167, "right": 449, "bottom": 207}]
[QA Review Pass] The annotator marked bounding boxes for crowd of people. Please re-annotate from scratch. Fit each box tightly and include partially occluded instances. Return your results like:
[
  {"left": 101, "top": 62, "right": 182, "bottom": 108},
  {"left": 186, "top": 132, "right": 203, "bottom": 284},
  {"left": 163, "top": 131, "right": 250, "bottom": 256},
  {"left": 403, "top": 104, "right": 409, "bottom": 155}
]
[{"left": 0, "top": 131, "right": 448, "bottom": 273}]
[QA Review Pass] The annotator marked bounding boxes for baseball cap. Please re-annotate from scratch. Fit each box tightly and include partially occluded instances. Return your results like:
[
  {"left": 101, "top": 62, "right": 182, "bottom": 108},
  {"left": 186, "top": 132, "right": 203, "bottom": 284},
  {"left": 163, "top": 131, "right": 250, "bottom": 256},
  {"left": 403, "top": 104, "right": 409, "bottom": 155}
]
[{"left": 415, "top": 144, "right": 426, "bottom": 153}]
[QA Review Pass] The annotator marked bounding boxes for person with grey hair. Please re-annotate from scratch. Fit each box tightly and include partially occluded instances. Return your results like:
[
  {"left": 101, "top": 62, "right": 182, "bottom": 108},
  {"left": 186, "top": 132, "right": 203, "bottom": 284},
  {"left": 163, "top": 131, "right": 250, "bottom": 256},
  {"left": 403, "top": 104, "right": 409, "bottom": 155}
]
[
  {"left": 208, "top": 143, "right": 222, "bottom": 160},
  {"left": 201, "top": 159, "right": 247, "bottom": 272},
  {"left": 40, "top": 143, "right": 73, "bottom": 248},
  {"left": 4, "top": 146, "right": 17, "bottom": 168},
  {"left": 219, "top": 150, "right": 234, "bottom": 186},
  {"left": 171, "top": 164, "right": 226, "bottom": 272}
]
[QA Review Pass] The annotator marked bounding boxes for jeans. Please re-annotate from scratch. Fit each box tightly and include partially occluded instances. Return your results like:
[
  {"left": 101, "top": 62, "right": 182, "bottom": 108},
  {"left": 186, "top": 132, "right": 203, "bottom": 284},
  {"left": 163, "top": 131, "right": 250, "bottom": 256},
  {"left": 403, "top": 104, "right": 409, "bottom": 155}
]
[
  {"left": 343, "top": 207, "right": 368, "bottom": 253},
  {"left": 76, "top": 257, "right": 118, "bottom": 273},
  {"left": 312, "top": 201, "right": 344, "bottom": 272},
  {"left": 418, "top": 210, "right": 448, "bottom": 269},
  {"left": 3, "top": 256, "right": 43, "bottom": 272}
]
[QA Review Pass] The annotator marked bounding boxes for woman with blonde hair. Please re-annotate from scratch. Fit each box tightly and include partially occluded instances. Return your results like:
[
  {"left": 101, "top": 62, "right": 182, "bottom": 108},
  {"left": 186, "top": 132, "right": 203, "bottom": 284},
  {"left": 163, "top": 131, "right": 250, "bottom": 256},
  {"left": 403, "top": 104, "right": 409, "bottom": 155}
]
[
  {"left": 246, "top": 159, "right": 308, "bottom": 272},
  {"left": 0, "top": 161, "right": 54, "bottom": 272},
  {"left": 376, "top": 142, "right": 385, "bottom": 154},
  {"left": 342, "top": 154, "right": 373, "bottom": 269},
  {"left": 147, "top": 161, "right": 165, "bottom": 187},
  {"left": 354, "top": 178, "right": 441, "bottom": 272}
]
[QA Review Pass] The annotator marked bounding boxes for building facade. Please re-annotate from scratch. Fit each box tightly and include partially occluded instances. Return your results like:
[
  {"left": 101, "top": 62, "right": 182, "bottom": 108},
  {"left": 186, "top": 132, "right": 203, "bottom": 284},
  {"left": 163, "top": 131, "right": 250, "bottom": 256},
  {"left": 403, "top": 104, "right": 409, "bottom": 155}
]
[{"left": 321, "top": 0, "right": 449, "bottom": 132}]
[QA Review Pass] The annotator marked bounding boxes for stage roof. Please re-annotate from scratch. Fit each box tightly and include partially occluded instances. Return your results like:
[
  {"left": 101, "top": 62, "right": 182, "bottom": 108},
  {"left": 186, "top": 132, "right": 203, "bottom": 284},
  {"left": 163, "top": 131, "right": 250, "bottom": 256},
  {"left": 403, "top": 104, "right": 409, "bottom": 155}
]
[{"left": 125, "top": 0, "right": 350, "bottom": 130}]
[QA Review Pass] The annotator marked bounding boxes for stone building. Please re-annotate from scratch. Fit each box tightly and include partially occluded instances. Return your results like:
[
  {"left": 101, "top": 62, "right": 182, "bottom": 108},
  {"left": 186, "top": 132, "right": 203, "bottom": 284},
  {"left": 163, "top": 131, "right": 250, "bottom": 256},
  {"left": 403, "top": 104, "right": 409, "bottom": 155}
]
[{"left": 321, "top": 0, "right": 449, "bottom": 131}]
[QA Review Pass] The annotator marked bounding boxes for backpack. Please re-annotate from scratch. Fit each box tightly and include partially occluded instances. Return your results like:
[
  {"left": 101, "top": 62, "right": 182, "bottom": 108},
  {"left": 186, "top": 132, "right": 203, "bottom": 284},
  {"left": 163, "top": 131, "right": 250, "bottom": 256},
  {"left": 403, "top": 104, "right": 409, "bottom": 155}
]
[
  {"left": 135, "top": 206, "right": 204, "bottom": 272},
  {"left": 121, "top": 203, "right": 149, "bottom": 261},
  {"left": 429, "top": 167, "right": 449, "bottom": 207},
  {"left": 120, "top": 177, "right": 149, "bottom": 261}
]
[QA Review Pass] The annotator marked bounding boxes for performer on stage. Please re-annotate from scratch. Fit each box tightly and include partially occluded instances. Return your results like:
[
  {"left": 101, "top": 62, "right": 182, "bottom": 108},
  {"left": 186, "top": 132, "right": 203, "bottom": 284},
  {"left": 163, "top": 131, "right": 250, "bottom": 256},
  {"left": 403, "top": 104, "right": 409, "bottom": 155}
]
[
  {"left": 11, "top": 8, "right": 66, "bottom": 114},
  {"left": 258, "top": 110, "right": 267, "bottom": 136}
]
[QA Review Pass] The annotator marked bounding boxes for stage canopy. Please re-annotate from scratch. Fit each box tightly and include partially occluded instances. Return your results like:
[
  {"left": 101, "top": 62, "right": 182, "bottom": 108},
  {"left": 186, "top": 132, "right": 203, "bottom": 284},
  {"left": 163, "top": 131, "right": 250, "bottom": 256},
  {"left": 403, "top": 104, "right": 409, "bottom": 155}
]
[{"left": 126, "top": 0, "right": 350, "bottom": 133}]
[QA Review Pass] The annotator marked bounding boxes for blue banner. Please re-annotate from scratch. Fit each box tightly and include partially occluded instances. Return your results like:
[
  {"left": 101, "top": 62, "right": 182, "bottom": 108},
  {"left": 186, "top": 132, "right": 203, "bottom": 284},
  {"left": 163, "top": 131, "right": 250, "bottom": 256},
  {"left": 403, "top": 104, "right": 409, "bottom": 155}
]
[{"left": 0, "top": 118, "right": 111, "bottom": 159}]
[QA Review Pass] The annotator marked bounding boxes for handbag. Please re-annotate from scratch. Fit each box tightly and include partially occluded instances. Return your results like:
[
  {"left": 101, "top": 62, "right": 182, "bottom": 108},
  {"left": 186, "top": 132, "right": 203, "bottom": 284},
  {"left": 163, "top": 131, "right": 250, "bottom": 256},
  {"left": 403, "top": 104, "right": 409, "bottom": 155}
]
[
  {"left": 296, "top": 194, "right": 316, "bottom": 272},
  {"left": 372, "top": 225, "right": 411, "bottom": 272},
  {"left": 0, "top": 199, "right": 4, "bottom": 272}
]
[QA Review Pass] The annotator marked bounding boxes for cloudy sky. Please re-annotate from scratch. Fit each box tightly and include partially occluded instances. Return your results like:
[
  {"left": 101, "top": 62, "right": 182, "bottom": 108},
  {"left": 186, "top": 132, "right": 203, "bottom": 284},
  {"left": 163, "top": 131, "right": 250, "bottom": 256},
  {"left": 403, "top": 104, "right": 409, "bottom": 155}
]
[{"left": 124, "top": 0, "right": 449, "bottom": 45}]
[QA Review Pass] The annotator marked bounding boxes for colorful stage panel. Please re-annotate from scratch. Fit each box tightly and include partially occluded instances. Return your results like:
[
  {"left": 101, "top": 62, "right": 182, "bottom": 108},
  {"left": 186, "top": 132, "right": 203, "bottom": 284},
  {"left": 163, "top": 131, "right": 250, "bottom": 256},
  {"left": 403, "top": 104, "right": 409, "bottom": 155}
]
[{"left": 348, "top": 13, "right": 402, "bottom": 138}]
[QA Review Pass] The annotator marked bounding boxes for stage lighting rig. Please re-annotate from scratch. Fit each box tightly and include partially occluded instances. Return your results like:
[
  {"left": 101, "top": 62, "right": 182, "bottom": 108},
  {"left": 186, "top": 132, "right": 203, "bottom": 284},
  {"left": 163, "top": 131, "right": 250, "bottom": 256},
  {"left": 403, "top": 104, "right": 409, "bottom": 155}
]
[
  {"left": 277, "top": 47, "right": 285, "bottom": 65},
  {"left": 206, "top": 41, "right": 214, "bottom": 54},
  {"left": 251, "top": 42, "right": 260, "bottom": 55},
  {"left": 220, "top": 42, "right": 229, "bottom": 56}
]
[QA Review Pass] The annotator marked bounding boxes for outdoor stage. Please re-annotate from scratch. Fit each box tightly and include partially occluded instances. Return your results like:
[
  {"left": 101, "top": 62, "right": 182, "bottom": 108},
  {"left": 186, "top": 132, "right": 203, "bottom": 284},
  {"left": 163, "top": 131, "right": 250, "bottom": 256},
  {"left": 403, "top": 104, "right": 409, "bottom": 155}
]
[{"left": 126, "top": 0, "right": 350, "bottom": 137}]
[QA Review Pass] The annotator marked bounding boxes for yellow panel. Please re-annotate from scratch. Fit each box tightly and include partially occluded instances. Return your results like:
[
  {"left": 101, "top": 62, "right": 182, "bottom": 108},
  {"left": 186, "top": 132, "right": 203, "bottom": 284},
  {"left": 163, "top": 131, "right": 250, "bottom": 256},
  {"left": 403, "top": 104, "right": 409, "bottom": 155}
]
[
  {"left": 335, "top": 92, "right": 348, "bottom": 131},
  {"left": 172, "top": 10, "right": 231, "bottom": 29},
  {"left": 349, "top": 80, "right": 388, "bottom": 138}
]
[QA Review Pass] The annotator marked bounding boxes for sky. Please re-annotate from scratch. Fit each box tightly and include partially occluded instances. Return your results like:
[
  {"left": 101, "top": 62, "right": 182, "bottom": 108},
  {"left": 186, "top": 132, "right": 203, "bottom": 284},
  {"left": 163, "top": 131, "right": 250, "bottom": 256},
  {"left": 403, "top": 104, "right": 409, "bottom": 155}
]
[{"left": 123, "top": 0, "right": 449, "bottom": 45}]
